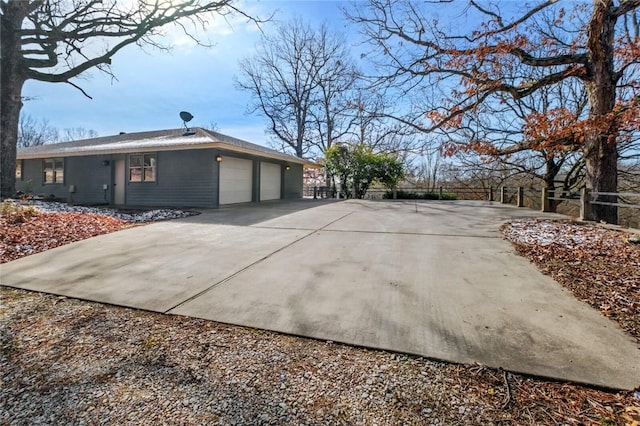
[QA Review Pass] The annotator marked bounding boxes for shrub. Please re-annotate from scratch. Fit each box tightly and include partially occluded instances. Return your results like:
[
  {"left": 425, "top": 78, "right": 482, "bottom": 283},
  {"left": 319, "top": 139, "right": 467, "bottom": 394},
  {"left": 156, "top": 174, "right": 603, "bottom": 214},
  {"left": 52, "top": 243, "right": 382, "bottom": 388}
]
[
  {"left": 1, "top": 201, "right": 40, "bottom": 224},
  {"left": 383, "top": 190, "right": 458, "bottom": 200}
]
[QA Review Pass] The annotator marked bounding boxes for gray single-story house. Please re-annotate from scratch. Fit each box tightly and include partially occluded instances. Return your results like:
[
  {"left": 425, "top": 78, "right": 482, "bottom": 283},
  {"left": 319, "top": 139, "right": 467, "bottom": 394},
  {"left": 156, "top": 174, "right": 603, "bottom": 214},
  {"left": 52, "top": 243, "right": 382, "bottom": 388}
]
[{"left": 15, "top": 127, "right": 314, "bottom": 208}]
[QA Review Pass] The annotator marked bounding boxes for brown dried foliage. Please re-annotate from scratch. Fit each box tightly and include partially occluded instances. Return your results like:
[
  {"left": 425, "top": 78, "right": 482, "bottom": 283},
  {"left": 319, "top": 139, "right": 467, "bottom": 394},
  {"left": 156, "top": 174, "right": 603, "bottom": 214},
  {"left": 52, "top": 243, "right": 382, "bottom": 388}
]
[{"left": 1, "top": 211, "right": 130, "bottom": 264}]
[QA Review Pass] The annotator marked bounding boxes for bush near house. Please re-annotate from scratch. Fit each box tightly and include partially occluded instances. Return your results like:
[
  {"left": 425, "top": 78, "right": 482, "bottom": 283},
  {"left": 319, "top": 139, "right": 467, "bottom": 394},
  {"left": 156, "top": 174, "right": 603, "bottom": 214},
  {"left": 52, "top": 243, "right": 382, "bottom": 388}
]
[
  {"left": 383, "top": 190, "right": 458, "bottom": 200},
  {"left": 324, "top": 144, "right": 404, "bottom": 199},
  {"left": 0, "top": 201, "right": 40, "bottom": 224}
]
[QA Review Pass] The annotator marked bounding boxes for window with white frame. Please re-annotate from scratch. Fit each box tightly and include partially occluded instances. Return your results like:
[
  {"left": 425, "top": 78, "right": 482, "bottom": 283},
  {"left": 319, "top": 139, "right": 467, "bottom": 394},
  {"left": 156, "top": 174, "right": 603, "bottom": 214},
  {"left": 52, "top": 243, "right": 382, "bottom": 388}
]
[
  {"left": 129, "top": 153, "right": 156, "bottom": 182},
  {"left": 43, "top": 158, "right": 64, "bottom": 184}
]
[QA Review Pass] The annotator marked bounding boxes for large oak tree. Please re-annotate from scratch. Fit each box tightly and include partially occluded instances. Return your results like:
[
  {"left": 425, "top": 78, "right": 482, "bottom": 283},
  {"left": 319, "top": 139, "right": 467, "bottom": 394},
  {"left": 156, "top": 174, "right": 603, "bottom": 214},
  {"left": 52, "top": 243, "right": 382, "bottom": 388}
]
[
  {"left": 348, "top": 0, "right": 640, "bottom": 223},
  {"left": 1, "top": 0, "right": 256, "bottom": 198}
]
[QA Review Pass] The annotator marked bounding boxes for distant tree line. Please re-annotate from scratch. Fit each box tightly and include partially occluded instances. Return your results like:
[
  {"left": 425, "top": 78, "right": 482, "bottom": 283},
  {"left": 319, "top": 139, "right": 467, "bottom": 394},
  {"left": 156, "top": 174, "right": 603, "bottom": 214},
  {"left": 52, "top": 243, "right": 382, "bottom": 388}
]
[{"left": 18, "top": 114, "right": 98, "bottom": 148}]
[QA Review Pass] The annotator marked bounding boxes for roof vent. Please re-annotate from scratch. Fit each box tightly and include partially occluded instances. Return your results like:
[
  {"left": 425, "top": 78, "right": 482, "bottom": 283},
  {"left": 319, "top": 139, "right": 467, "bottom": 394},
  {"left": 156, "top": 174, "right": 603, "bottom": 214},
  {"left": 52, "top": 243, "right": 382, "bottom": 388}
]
[{"left": 119, "top": 132, "right": 126, "bottom": 135}]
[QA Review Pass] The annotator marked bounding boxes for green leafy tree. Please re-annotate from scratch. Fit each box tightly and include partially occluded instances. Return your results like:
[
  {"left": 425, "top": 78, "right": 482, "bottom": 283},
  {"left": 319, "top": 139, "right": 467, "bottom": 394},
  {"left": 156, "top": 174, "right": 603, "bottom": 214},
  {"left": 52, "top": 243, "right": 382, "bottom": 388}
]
[{"left": 324, "top": 143, "right": 404, "bottom": 199}]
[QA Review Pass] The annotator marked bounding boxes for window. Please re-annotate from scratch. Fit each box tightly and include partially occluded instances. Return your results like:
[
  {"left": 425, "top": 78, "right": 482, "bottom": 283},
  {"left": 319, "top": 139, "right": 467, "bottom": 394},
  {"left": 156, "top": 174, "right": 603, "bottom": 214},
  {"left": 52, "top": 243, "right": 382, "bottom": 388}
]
[
  {"left": 129, "top": 154, "right": 156, "bottom": 182},
  {"left": 43, "top": 158, "right": 64, "bottom": 184},
  {"left": 15, "top": 161, "right": 22, "bottom": 180}
]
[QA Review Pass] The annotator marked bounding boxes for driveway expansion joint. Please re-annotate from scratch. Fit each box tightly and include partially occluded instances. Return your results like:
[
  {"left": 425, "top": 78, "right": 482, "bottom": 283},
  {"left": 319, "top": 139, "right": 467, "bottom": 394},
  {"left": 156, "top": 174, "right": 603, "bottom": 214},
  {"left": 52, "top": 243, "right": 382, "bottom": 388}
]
[
  {"left": 163, "top": 229, "right": 318, "bottom": 314},
  {"left": 164, "top": 211, "right": 354, "bottom": 314}
]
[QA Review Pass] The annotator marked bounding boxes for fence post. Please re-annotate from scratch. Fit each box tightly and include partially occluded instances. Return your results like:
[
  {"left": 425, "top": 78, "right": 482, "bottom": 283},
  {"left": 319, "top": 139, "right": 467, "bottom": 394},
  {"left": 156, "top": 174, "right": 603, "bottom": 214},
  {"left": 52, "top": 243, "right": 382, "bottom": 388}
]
[
  {"left": 580, "top": 188, "right": 591, "bottom": 221},
  {"left": 393, "top": 188, "right": 397, "bottom": 199},
  {"left": 313, "top": 186, "right": 317, "bottom": 199},
  {"left": 541, "top": 187, "right": 550, "bottom": 212},
  {"left": 439, "top": 186, "right": 443, "bottom": 200},
  {"left": 500, "top": 186, "right": 506, "bottom": 204},
  {"left": 517, "top": 187, "right": 524, "bottom": 207},
  {"left": 489, "top": 187, "right": 494, "bottom": 202}
]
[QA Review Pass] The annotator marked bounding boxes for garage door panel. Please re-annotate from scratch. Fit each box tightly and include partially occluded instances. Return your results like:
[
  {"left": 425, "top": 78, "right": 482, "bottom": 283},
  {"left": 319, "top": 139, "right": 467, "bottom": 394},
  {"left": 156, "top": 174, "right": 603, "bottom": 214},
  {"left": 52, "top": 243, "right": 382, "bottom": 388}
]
[
  {"left": 220, "top": 157, "right": 253, "bottom": 205},
  {"left": 260, "top": 162, "right": 281, "bottom": 201}
]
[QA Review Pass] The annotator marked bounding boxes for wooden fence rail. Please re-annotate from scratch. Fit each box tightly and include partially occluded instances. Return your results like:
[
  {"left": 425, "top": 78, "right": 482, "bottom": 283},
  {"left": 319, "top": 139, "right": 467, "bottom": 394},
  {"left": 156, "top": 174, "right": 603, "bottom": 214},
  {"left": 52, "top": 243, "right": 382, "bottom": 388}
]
[
  {"left": 303, "top": 185, "right": 640, "bottom": 222},
  {"left": 542, "top": 188, "right": 640, "bottom": 220}
]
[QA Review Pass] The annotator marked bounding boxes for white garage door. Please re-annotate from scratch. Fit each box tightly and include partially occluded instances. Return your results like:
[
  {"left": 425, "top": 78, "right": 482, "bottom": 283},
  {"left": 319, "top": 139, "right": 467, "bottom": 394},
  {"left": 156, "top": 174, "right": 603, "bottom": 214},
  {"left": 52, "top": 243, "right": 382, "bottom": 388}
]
[
  {"left": 219, "top": 157, "right": 253, "bottom": 205},
  {"left": 260, "top": 162, "right": 281, "bottom": 201}
]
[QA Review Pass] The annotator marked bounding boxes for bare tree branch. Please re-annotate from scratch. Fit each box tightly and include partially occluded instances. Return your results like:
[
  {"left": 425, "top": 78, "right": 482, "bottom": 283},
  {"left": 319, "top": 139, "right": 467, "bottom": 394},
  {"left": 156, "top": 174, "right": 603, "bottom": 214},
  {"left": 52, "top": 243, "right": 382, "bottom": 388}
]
[{"left": 1, "top": 0, "right": 264, "bottom": 197}]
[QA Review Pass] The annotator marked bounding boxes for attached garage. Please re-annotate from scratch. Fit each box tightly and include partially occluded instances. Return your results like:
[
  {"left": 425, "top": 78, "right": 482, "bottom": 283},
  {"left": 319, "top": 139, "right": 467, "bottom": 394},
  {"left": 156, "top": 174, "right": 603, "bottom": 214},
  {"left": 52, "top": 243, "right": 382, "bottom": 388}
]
[
  {"left": 260, "top": 162, "right": 282, "bottom": 201},
  {"left": 219, "top": 156, "right": 253, "bottom": 205},
  {"left": 15, "top": 127, "right": 311, "bottom": 208}
]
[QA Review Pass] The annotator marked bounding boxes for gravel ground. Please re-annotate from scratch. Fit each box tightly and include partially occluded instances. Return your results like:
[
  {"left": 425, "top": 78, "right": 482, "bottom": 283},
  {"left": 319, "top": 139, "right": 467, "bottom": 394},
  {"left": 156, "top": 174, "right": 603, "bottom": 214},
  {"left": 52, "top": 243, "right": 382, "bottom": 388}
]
[
  {"left": 17, "top": 200, "right": 198, "bottom": 223},
  {"left": 1, "top": 288, "right": 638, "bottom": 426}
]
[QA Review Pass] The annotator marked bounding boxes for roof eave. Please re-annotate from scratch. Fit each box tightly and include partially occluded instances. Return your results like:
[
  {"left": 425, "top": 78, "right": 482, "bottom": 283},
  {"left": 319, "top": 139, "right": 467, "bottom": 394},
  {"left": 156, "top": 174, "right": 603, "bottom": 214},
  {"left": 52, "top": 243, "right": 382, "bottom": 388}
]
[{"left": 17, "top": 142, "right": 315, "bottom": 165}]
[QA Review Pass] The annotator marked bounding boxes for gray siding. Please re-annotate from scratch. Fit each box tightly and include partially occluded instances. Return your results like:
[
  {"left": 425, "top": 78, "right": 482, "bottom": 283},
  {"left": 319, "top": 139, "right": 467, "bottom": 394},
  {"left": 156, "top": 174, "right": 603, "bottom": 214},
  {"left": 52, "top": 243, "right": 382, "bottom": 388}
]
[
  {"left": 125, "top": 149, "right": 218, "bottom": 208},
  {"left": 16, "top": 148, "right": 303, "bottom": 207},
  {"left": 16, "top": 155, "right": 111, "bottom": 204},
  {"left": 68, "top": 156, "right": 113, "bottom": 204},
  {"left": 283, "top": 164, "right": 303, "bottom": 199}
]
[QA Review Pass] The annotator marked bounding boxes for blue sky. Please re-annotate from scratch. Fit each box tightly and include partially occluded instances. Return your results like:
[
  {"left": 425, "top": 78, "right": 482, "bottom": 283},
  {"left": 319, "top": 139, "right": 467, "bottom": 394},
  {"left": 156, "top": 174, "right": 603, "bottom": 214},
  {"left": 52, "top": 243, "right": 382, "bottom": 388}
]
[
  {"left": 20, "top": 1, "right": 481, "bottom": 147},
  {"left": 21, "top": 1, "right": 360, "bottom": 145}
]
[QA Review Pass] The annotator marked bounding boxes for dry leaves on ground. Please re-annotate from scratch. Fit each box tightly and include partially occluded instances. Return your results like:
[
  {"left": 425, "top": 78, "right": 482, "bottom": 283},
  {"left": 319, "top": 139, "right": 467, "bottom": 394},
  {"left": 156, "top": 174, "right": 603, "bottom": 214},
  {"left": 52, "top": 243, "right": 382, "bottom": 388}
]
[
  {"left": 0, "top": 212, "right": 130, "bottom": 264},
  {"left": 1, "top": 288, "right": 638, "bottom": 426},
  {"left": 503, "top": 219, "right": 640, "bottom": 342}
]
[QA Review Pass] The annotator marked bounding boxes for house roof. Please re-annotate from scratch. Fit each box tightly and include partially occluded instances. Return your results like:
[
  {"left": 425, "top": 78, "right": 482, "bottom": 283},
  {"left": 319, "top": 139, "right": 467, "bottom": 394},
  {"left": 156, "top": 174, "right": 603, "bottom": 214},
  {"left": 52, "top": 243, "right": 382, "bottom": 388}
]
[{"left": 16, "top": 127, "right": 314, "bottom": 165}]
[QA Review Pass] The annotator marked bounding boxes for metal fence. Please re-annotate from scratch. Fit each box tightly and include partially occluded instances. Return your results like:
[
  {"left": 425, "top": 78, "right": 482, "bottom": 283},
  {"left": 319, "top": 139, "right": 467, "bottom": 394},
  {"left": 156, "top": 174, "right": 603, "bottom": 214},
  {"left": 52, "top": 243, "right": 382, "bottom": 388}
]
[{"left": 303, "top": 186, "right": 334, "bottom": 198}]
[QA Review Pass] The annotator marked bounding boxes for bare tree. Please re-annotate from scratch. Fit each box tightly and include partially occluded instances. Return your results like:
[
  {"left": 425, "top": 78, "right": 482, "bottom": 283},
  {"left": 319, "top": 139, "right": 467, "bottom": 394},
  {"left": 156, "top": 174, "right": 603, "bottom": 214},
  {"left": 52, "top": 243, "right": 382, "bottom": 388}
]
[
  {"left": 409, "top": 148, "right": 442, "bottom": 192},
  {"left": 345, "top": 88, "right": 420, "bottom": 161},
  {"left": 307, "top": 27, "right": 359, "bottom": 155},
  {"left": 1, "top": 0, "right": 260, "bottom": 197},
  {"left": 17, "top": 113, "right": 59, "bottom": 147},
  {"left": 236, "top": 19, "right": 357, "bottom": 158},
  {"left": 60, "top": 127, "right": 98, "bottom": 142},
  {"left": 454, "top": 74, "right": 590, "bottom": 211},
  {"left": 347, "top": 0, "right": 640, "bottom": 224}
]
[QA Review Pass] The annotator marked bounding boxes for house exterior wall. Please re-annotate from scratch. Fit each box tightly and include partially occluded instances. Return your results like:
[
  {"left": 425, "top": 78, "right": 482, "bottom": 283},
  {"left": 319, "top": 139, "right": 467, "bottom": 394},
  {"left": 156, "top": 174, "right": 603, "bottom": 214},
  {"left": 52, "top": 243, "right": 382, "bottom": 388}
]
[
  {"left": 125, "top": 149, "right": 218, "bottom": 208},
  {"left": 16, "top": 148, "right": 304, "bottom": 208},
  {"left": 17, "top": 155, "right": 112, "bottom": 204},
  {"left": 283, "top": 164, "right": 303, "bottom": 199}
]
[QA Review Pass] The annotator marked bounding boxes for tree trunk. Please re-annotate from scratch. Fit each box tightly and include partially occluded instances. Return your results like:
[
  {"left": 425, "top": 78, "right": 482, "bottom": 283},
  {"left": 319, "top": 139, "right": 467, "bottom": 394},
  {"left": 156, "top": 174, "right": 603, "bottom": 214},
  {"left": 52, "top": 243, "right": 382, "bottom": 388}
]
[
  {"left": 543, "top": 156, "right": 561, "bottom": 213},
  {"left": 0, "top": 2, "right": 28, "bottom": 198},
  {"left": 0, "top": 87, "right": 24, "bottom": 199},
  {"left": 583, "top": 0, "right": 619, "bottom": 224},
  {"left": 583, "top": 131, "right": 618, "bottom": 223}
]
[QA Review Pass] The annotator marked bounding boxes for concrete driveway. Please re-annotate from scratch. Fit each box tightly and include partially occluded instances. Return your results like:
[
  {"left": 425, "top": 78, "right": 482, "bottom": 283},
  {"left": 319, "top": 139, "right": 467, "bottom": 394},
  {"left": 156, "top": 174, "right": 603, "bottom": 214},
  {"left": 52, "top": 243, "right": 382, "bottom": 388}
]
[{"left": 1, "top": 199, "right": 638, "bottom": 390}]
